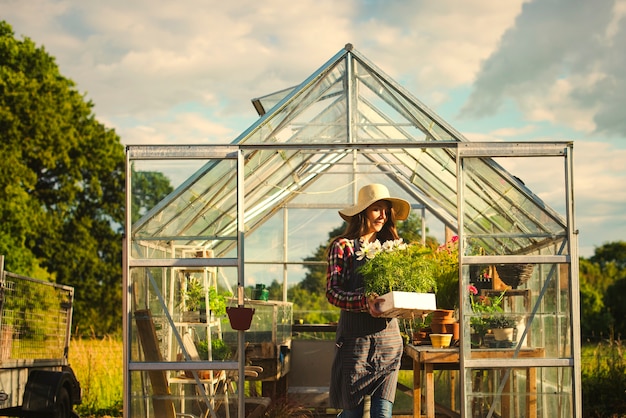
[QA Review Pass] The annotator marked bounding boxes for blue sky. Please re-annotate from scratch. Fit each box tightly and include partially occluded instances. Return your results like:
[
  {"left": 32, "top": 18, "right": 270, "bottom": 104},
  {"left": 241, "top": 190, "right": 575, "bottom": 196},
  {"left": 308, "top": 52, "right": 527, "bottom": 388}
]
[{"left": 2, "top": 0, "right": 625, "bottom": 257}]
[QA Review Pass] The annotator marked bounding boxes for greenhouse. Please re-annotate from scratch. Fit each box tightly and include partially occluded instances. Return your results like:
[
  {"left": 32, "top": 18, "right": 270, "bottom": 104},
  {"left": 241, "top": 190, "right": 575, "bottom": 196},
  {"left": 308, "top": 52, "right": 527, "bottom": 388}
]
[{"left": 123, "top": 44, "right": 581, "bottom": 418}]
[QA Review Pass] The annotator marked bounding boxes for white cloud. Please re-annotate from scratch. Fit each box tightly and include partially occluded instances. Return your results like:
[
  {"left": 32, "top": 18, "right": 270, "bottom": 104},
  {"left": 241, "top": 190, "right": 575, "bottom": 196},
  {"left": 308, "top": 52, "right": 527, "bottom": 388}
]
[
  {"left": 461, "top": 0, "right": 626, "bottom": 138},
  {"left": 2, "top": 0, "right": 625, "bottom": 257}
]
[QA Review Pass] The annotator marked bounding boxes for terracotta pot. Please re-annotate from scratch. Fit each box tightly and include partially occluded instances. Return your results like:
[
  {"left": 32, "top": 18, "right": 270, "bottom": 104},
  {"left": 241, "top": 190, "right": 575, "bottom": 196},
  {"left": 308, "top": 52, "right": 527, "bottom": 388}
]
[
  {"left": 431, "top": 321, "right": 459, "bottom": 339},
  {"left": 226, "top": 307, "right": 255, "bottom": 330},
  {"left": 430, "top": 309, "right": 457, "bottom": 337},
  {"left": 432, "top": 309, "right": 455, "bottom": 320},
  {"left": 413, "top": 331, "right": 429, "bottom": 344}
]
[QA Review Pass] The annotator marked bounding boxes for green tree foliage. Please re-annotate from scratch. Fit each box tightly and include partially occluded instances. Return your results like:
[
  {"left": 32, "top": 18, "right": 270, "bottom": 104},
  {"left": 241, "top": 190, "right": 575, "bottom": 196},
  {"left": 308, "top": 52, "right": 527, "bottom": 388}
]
[
  {"left": 130, "top": 164, "right": 174, "bottom": 223},
  {"left": 396, "top": 212, "right": 437, "bottom": 246},
  {"left": 0, "top": 22, "right": 174, "bottom": 336},
  {"left": 590, "top": 240, "right": 626, "bottom": 270},
  {"left": 579, "top": 261, "right": 611, "bottom": 339},
  {"left": 0, "top": 21, "right": 125, "bottom": 335},
  {"left": 298, "top": 223, "right": 344, "bottom": 295},
  {"left": 603, "top": 278, "right": 626, "bottom": 338},
  {"left": 580, "top": 242, "right": 626, "bottom": 340}
]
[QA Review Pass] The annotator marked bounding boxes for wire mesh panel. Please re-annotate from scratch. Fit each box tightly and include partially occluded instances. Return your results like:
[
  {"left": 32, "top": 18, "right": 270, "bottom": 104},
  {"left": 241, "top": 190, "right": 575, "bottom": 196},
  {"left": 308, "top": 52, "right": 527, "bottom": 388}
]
[{"left": 0, "top": 272, "right": 73, "bottom": 361}]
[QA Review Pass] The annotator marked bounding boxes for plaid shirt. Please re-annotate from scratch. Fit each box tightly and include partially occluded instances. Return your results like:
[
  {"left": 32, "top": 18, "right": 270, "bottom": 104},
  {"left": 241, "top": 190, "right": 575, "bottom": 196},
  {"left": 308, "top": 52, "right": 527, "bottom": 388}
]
[{"left": 326, "top": 238, "right": 368, "bottom": 312}]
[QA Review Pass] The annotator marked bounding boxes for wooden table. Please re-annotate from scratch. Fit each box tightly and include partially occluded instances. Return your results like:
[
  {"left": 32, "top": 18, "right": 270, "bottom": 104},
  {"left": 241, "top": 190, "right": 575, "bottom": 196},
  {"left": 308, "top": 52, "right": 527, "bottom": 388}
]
[{"left": 403, "top": 345, "right": 545, "bottom": 418}]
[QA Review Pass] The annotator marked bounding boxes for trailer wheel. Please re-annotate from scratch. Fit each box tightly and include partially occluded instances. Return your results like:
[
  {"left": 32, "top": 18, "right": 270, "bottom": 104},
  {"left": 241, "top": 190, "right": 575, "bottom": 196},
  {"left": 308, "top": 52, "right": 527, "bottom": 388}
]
[{"left": 54, "top": 388, "right": 71, "bottom": 418}]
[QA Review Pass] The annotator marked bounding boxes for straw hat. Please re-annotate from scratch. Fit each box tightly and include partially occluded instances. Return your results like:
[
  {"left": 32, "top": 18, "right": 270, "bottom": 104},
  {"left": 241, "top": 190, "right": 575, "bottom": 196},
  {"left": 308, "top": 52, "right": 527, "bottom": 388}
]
[{"left": 338, "top": 184, "right": 410, "bottom": 221}]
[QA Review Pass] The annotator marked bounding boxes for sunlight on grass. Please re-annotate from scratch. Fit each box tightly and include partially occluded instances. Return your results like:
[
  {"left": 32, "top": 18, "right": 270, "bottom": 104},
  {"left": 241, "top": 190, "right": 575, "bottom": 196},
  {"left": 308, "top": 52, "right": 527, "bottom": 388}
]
[{"left": 69, "top": 337, "right": 123, "bottom": 417}]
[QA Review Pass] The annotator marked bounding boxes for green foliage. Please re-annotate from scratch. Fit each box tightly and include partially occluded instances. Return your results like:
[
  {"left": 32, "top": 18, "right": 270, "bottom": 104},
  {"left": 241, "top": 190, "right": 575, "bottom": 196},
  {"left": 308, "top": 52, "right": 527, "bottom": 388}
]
[
  {"left": 130, "top": 163, "right": 174, "bottom": 224},
  {"left": 181, "top": 278, "right": 205, "bottom": 311},
  {"left": 196, "top": 338, "right": 232, "bottom": 361},
  {"left": 429, "top": 237, "right": 459, "bottom": 309},
  {"left": 580, "top": 277, "right": 611, "bottom": 338},
  {"left": 396, "top": 213, "right": 436, "bottom": 245},
  {"left": 582, "top": 339, "right": 626, "bottom": 417},
  {"left": 299, "top": 224, "right": 344, "bottom": 294},
  {"left": 289, "top": 286, "right": 339, "bottom": 325},
  {"left": 0, "top": 21, "right": 122, "bottom": 335},
  {"left": 0, "top": 21, "right": 175, "bottom": 336},
  {"left": 208, "top": 288, "right": 231, "bottom": 317},
  {"left": 359, "top": 243, "right": 437, "bottom": 295},
  {"left": 485, "top": 314, "right": 518, "bottom": 329},
  {"left": 590, "top": 240, "right": 626, "bottom": 270},
  {"left": 182, "top": 279, "right": 230, "bottom": 317},
  {"left": 603, "top": 278, "right": 626, "bottom": 338},
  {"left": 580, "top": 243, "right": 626, "bottom": 341}
]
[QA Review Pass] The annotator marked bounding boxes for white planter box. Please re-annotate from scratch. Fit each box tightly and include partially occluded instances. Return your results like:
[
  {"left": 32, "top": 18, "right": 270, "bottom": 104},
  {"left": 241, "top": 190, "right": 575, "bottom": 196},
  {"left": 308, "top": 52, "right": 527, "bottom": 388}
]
[{"left": 376, "top": 291, "right": 437, "bottom": 319}]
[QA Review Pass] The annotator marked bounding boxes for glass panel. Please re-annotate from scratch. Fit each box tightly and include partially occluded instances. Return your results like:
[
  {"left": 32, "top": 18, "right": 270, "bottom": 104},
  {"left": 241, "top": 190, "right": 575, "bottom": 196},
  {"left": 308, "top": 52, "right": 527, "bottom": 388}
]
[
  {"left": 246, "top": 213, "right": 284, "bottom": 263},
  {"left": 462, "top": 263, "right": 572, "bottom": 359},
  {"left": 464, "top": 366, "right": 572, "bottom": 418},
  {"left": 132, "top": 158, "right": 239, "bottom": 257},
  {"left": 462, "top": 156, "right": 566, "bottom": 255},
  {"left": 240, "top": 61, "right": 347, "bottom": 145},
  {"left": 354, "top": 60, "right": 456, "bottom": 142}
]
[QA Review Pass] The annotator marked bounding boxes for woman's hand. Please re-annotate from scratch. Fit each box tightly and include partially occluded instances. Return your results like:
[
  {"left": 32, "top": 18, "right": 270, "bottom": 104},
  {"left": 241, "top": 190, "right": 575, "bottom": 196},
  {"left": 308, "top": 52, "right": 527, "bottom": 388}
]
[{"left": 366, "top": 293, "right": 386, "bottom": 317}]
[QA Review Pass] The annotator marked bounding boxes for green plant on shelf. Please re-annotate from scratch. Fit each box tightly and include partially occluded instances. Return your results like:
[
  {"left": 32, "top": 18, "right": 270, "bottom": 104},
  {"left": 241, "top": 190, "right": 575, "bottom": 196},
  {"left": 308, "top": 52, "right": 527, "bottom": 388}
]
[
  {"left": 486, "top": 314, "right": 519, "bottom": 329},
  {"left": 206, "top": 287, "right": 231, "bottom": 317},
  {"left": 181, "top": 278, "right": 205, "bottom": 312},
  {"left": 468, "top": 285, "right": 506, "bottom": 335}
]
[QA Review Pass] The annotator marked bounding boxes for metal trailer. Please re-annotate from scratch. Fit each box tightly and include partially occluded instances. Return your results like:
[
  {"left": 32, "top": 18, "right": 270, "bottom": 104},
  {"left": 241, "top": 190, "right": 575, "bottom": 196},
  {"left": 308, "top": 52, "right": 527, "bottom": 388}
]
[{"left": 0, "top": 255, "right": 81, "bottom": 418}]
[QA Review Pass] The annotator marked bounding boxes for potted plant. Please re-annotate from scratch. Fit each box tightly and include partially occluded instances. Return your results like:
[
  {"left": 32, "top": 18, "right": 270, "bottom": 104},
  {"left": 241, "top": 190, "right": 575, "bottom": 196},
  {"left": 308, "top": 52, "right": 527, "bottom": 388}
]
[
  {"left": 203, "top": 288, "right": 231, "bottom": 322},
  {"left": 359, "top": 239, "right": 438, "bottom": 295},
  {"left": 358, "top": 239, "right": 438, "bottom": 317},
  {"left": 181, "top": 277, "right": 205, "bottom": 322},
  {"left": 430, "top": 236, "right": 459, "bottom": 311},
  {"left": 486, "top": 314, "right": 519, "bottom": 342},
  {"left": 468, "top": 285, "right": 507, "bottom": 347},
  {"left": 421, "top": 236, "right": 460, "bottom": 341}
]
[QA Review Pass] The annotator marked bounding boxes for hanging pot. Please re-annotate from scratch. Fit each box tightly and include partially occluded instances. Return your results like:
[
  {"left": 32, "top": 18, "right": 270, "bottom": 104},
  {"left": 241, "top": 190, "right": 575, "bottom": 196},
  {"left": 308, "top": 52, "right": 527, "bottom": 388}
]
[
  {"left": 226, "top": 307, "right": 255, "bottom": 331},
  {"left": 495, "top": 264, "right": 534, "bottom": 288}
]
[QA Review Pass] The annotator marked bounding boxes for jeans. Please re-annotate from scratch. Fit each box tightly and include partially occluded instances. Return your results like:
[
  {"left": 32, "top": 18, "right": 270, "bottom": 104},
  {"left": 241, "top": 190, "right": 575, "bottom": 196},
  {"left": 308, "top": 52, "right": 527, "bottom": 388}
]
[{"left": 338, "top": 396, "right": 393, "bottom": 418}]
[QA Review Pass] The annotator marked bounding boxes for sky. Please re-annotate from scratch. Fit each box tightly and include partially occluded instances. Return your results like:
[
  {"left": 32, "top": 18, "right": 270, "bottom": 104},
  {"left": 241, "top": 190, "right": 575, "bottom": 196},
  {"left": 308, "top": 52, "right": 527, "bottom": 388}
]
[{"left": 2, "top": 0, "right": 626, "bottom": 258}]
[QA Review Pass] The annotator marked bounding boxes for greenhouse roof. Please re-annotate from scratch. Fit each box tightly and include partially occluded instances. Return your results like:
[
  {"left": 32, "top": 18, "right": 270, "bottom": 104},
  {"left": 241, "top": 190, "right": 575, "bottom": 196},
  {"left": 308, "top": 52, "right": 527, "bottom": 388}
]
[{"left": 132, "top": 44, "right": 568, "bottom": 258}]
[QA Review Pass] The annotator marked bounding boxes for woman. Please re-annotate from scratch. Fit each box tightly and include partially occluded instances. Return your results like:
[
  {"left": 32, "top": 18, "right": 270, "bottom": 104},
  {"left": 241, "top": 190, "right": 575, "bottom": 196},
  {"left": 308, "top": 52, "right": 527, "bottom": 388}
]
[{"left": 326, "top": 183, "right": 411, "bottom": 418}]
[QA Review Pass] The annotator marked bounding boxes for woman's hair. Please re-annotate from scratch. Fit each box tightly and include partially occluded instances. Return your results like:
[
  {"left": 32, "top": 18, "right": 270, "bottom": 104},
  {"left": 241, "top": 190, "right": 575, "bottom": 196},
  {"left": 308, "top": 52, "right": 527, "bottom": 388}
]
[{"left": 336, "top": 200, "right": 401, "bottom": 242}]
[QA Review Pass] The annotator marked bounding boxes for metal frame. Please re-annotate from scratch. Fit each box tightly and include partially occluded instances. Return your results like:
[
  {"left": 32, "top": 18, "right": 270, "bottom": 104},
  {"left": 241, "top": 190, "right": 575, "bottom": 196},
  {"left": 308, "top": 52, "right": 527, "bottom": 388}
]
[{"left": 124, "top": 140, "right": 581, "bottom": 418}]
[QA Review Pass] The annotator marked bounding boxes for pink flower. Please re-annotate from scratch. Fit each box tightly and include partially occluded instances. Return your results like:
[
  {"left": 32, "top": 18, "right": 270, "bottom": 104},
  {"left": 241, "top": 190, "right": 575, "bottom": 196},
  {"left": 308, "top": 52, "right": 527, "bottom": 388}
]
[{"left": 468, "top": 284, "right": 478, "bottom": 295}]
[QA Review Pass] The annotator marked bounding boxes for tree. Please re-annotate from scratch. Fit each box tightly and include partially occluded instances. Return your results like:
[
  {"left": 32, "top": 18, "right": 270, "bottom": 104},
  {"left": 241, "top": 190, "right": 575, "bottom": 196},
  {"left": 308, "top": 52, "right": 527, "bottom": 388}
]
[
  {"left": 579, "top": 243, "right": 626, "bottom": 341},
  {"left": 603, "top": 278, "right": 626, "bottom": 338},
  {"left": 0, "top": 20, "right": 127, "bottom": 335},
  {"left": 1, "top": 22, "right": 173, "bottom": 336},
  {"left": 590, "top": 241, "right": 626, "bottom": 270},
  {"left": 131, "top": 164, "right": 174, "bottom": 223}
]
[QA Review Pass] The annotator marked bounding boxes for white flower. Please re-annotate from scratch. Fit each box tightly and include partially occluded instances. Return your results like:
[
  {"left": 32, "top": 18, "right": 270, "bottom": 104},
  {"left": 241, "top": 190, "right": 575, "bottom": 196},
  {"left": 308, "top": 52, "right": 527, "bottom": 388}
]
[
  {"left": 380, "top": 238, "right": 407, "bottom": 253},
  {"left": 381, "top": 240, "right": 396, "bottom": 252},
  {"left": 357, "top": 239, "right": 382, "bottom": 260},
  {"left": 393, "top": 238, "right": 408, "bottom": 250}
]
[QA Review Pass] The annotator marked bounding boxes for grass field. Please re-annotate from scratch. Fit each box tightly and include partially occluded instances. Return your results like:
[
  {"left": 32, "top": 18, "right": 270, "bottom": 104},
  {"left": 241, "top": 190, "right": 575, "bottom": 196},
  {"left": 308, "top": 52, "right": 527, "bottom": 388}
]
[{"left": 69, "top": 337, "right": 123, "bottom": 417}]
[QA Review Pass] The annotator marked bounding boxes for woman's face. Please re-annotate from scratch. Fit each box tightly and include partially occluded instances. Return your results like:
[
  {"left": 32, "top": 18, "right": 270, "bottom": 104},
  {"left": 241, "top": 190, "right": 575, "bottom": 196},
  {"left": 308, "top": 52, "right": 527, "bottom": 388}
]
[{"left": 365, "top": 200, "right": 390, "bottom": 234}]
